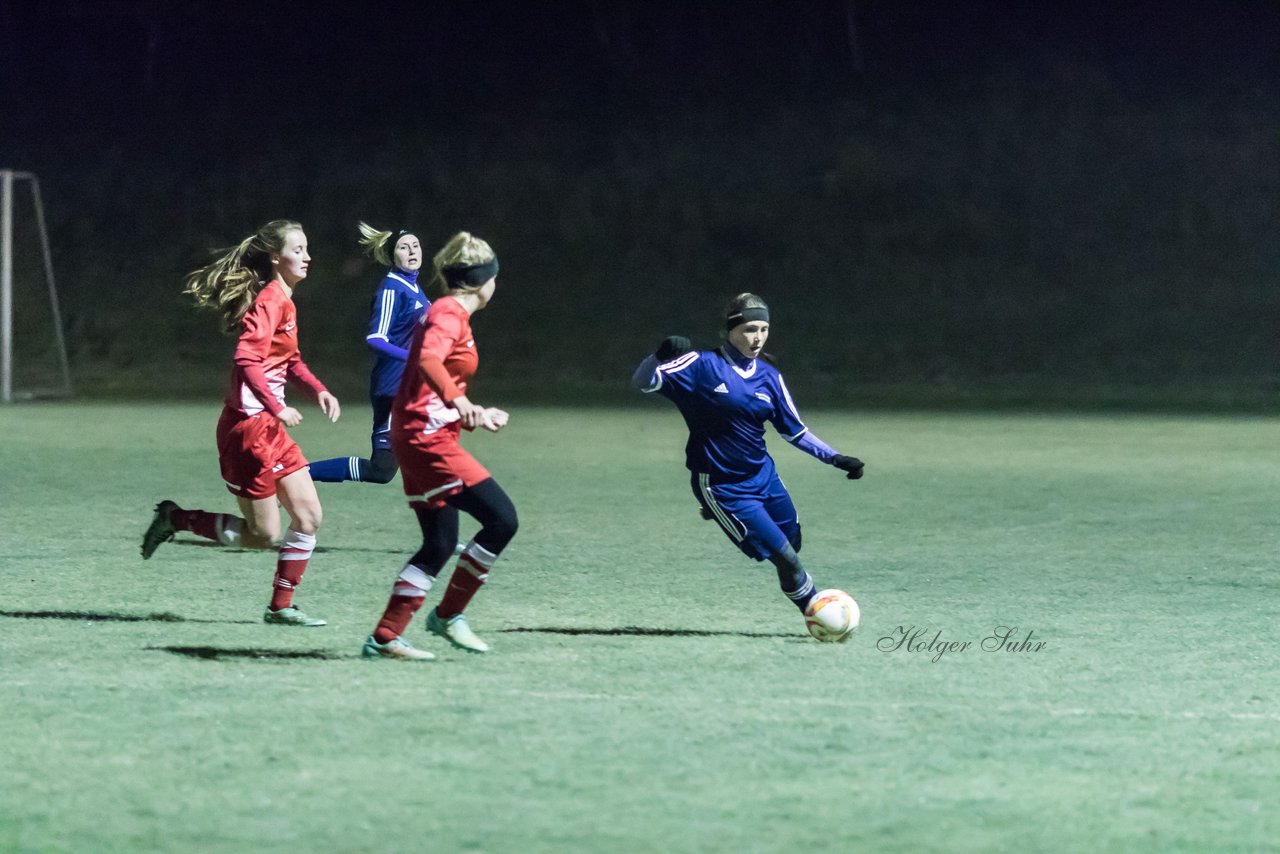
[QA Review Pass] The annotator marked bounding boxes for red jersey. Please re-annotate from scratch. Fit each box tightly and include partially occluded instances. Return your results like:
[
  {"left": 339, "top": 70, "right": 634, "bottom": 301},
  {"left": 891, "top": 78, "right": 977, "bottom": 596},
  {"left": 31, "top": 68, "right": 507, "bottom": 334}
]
[
  {"left": 225, "top": 279, "right": 326, "bottom": 416},
  {"left": 393, "top": 296, "right": 478, "bottom": 437}
]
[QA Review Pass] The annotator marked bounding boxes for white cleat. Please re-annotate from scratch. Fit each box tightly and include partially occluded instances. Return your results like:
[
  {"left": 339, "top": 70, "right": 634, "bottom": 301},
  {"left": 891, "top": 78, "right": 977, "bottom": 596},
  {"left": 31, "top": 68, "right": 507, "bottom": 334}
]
[
  {"left": 263, "top": 606, "right": 327, "bottom": 627},
  {"left": 362, "top": 634, "right": 435, "bottom": 661},
  {"left": 426, "top": 609, "right": 490, "bottom": 653}
]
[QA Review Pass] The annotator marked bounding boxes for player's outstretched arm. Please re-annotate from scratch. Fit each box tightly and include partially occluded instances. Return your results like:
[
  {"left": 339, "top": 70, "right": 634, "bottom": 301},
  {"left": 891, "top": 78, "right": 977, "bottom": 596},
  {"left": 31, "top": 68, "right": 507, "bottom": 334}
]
[
  {"left": 632, "top": 335, "right": 694, "bottom": 392},
  {"left": 631, "top": 354, "right": 660, "bottom": 390},
  {"left": 787, "top": 430, "right": 865, "bottom": 479}
]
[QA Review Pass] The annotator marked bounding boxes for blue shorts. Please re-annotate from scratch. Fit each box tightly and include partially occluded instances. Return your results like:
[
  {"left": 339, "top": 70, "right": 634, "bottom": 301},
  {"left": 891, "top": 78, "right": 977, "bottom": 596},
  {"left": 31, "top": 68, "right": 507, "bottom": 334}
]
[
  {"left": 370, "top": 394, "right": 394, "bottom": 453},
  {"left": 690, "top": 463, "right": 800, "bottom": 561}
]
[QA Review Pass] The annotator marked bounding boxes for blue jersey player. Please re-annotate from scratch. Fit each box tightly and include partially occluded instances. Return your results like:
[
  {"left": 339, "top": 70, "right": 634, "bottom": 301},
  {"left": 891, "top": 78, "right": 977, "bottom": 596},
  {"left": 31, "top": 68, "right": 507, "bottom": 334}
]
[
  {"left": 632, "top": 293, "right": 865, "bottom": 620},
  {"left": 310, "top": 223, "right": 429, "bottom": 484}
]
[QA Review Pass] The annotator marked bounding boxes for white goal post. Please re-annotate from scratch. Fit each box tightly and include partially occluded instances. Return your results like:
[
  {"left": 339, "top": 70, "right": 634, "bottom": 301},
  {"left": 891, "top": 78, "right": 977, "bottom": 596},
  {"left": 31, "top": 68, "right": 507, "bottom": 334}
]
[{"left": 1, "top": 170, "right": 72, "bottom": 403}]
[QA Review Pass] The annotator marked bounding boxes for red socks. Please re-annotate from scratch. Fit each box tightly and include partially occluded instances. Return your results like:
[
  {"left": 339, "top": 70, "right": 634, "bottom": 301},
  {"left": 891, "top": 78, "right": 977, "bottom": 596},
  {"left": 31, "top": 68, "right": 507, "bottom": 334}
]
[
  {"left": 435, "top": 545, "right": 497, "bottom": 619},
  {"left": 172, "top": 510, "right": 244, "bottom": 547},
  {"left": 374, "top": 565, "right": 432, "bottom": 642},
  {"left": 172, "top": 509, "right": 219, "bottom": 541},
  {"left": 373, "top": 544, "right": 501, "bottom": 641},
  {"left": 270, "top": 529, "right": 316, "bottom": 611}
]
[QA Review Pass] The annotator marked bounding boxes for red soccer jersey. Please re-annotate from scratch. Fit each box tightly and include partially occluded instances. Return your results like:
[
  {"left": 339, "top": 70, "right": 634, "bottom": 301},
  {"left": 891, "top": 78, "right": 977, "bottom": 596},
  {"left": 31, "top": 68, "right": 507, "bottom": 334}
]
[
  {"left": 393, "top": 296, "right": 478, "bottom": 437},
  {"left": 225, "top": 279, "right": 326, "bottom": 416}
]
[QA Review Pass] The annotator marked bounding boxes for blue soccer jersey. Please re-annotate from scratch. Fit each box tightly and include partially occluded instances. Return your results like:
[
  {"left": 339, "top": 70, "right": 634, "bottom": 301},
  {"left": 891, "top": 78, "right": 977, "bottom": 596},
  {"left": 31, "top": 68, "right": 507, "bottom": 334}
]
[
  {"left": 638, "top": 348, "right": 809, "bottom": 484},
  {"left": 366, "top": 270, "right": 429, "bottom": 398}
]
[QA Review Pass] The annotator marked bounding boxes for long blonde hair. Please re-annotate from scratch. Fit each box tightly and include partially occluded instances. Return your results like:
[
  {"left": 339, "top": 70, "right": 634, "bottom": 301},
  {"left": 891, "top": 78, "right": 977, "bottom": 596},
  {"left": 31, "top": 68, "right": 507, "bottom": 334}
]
[
  {"left": 357, "top": 221, "right": 403, "bottom": 268},
  {"left": 184, "top": 219, "right": 303, "bottom": 334},
  {"left": 431, "top": 231, "right": 496, "bottom": 297}
]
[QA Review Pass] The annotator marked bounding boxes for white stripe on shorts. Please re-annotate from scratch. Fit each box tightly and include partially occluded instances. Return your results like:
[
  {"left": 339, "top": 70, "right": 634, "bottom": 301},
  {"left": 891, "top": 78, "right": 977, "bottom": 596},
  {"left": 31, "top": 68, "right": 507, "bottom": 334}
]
[
  {"left": 697, "top": 473, "right": 745, "bottom": 543},
  {"left": 406, "top": 479, "right": 464, "bottom": 505}
]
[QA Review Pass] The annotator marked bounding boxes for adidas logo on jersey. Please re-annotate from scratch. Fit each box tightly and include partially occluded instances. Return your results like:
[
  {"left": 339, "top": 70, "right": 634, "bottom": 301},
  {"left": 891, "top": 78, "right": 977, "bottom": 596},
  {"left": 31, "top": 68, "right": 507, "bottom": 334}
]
[{"left": 713, "top": 382, "right": 729, "bottom": 394}]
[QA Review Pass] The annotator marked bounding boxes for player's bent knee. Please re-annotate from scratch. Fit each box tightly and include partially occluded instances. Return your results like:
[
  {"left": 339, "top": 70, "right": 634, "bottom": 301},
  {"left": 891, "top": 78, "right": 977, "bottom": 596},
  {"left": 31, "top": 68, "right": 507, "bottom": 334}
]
[
  {"left": 283, "top": 505, "right": 321, "bottom": 536},
  {"left": 294, "top": 515, "right": 321, "bottom": 536},
  {"left": 243, "top": 523, "right": 280, "bottom": 549},
  {"left": 491, "top": 509, "right": 519, "bottom": 546},
  {"left": 367, "top": 451, "right": 398, "bottom": 484},
  {"left": 476, "top": 516, "right": 517, "bottom": 554}
]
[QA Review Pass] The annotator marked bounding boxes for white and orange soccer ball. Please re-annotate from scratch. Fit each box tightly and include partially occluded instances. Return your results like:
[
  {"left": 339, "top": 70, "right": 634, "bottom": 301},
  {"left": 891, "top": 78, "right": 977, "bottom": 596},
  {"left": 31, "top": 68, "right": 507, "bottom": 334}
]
[{"left": 804, "top": 589, "right": 860, "bottom": 643}]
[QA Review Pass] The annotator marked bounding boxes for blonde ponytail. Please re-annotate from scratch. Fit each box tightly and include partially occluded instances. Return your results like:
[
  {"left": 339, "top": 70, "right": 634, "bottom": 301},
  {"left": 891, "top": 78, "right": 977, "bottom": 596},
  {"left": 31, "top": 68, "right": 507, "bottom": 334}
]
[{"left": 357, "top": 221, "right": 395, "bottom": 267}]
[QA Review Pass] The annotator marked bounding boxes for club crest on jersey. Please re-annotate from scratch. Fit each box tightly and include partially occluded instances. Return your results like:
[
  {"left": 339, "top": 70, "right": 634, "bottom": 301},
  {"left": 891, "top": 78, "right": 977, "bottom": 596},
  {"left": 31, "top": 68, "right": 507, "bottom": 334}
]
[{"left": 713, "top": 382, "right": 729, "bottom": 394}]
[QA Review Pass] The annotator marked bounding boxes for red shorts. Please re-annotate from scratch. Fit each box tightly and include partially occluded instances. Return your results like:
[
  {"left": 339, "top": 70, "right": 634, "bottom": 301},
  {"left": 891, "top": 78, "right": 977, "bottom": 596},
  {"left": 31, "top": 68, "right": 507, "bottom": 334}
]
[
  {"left": 393, "top": 426, "right": 490, "bottom": 508},
  {"left": 216, "top": 407, "right": 309, "bottom": 500}
]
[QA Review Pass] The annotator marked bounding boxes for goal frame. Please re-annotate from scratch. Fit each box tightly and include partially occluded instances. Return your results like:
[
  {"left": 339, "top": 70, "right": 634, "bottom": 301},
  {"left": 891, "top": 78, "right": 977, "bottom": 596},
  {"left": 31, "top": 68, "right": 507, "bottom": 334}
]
[{"left": 1, "top": 169, "right": 72, "bottom": 403}]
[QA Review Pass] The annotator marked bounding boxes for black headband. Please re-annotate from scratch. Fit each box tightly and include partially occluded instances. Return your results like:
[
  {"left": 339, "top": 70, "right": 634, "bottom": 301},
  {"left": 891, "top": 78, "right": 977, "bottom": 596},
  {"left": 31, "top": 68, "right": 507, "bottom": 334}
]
[
  {"left": 725, "top": 306, "right": 769, "bottom": 331},
  {"left": 442, "top": 257, "right": 500, "bottom": 288},
  {"left": 385, "top": 229, "right": 417, "bottom": 253}
]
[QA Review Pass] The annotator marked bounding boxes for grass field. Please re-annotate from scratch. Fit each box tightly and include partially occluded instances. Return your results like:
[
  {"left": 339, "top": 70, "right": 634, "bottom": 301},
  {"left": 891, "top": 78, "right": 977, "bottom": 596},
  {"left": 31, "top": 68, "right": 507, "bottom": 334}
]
[{"left": 1, "top": 402, "right": 1278, "bottom": 852}]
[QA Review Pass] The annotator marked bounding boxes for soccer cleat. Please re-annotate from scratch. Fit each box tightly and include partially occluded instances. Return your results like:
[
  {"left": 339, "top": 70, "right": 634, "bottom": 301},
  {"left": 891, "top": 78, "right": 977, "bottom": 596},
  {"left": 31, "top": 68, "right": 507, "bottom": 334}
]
[
  {"left": 140, "top": 500, "right": 181, "bottom": 559},
  {"left": 426, "top": 609, "right": 490, "bottom": 653},
  {"left": 263, "top": 606, "right": 327, "bottom": 627},
  {"left": 362, "top": 634, "right": 435, "bottom": 661}
]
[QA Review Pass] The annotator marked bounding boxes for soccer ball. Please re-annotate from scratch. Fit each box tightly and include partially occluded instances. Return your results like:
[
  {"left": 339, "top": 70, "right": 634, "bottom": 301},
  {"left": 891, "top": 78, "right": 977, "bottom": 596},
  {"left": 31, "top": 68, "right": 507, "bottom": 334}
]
[{"left": 805, "top": 589, "right": 860, "bottom": 643}]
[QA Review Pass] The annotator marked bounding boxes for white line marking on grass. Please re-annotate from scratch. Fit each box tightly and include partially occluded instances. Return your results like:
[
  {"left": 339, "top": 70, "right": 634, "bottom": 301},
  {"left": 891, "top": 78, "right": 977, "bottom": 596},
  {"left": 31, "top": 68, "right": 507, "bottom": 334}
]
[
  {"left": 490, "top": 692, "right": 1280, "bottom": 723},
  {"left": 1049, "top": 707, "right": 1280, "bottom": 722}
]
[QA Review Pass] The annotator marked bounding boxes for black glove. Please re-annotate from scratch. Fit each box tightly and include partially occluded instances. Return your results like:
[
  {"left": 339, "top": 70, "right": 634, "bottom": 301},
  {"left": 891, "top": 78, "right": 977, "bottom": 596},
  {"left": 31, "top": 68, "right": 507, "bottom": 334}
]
[
  {"left": 655, "top": 335, "right": 692, "bottom": 362},
  {"left": 833, "top": 455, "right": 864, "bottom": 480}
]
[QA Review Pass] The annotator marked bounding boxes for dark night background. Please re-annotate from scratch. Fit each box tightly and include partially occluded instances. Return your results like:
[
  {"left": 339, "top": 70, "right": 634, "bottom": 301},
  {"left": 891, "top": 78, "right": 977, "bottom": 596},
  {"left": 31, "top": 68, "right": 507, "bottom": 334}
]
[{"left": 2, "top": 0, "right": 1279, "bottom": 407}]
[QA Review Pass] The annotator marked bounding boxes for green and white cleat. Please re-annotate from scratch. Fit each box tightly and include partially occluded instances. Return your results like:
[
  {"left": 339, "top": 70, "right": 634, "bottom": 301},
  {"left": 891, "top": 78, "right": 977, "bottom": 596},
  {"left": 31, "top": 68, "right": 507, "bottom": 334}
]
[
  {"left": 263, "top": 606, "right": 327, "bottom": 627},
  {"left": 426, "top": 609, "right": 490, "bottom": 653},
  {"left": 140, "top": 500, "right": 180, "bottom": 559},
  {"left": 362, "top": 634, "right": 435, "bottom": 661}
]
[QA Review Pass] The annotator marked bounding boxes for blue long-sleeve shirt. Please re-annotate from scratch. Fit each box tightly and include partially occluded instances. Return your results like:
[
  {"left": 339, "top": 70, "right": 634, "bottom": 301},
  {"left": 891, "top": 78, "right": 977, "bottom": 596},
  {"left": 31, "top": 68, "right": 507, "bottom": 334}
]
[
  {"left": 633, "top": 347, "right": 840, "bottom": 484},
  {"left": 366, "top": 269, "right": 428, "bottom": 397}
]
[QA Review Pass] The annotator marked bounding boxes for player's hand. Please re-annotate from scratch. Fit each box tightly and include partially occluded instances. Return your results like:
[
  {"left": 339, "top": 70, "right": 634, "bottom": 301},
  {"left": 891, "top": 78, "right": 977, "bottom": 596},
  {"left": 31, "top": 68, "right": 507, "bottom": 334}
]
[
  {"left": 317, "top": 391, "right": 341, "bottom": 423},
  {"left": 655, "top": 335, "right": 692, "bottom": 362},
  {"left": 451, "top": 394, "right": 486, "bottom": 429},
  {"left": 480, "top": 407, "right": 509, "bottom": 432},
  {"left": 833, "top": 455, "right": 864, "bottom": 480},
  {"left": 276, "top": 406, "right": 303, "bottom": 427}
]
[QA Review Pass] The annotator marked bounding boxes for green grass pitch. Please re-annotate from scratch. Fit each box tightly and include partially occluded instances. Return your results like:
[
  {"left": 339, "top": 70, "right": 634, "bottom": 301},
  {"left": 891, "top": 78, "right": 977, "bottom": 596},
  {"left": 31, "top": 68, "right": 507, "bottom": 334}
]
[{"left": 1, "top": 403, "right": 1277, "bottom": 852}]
